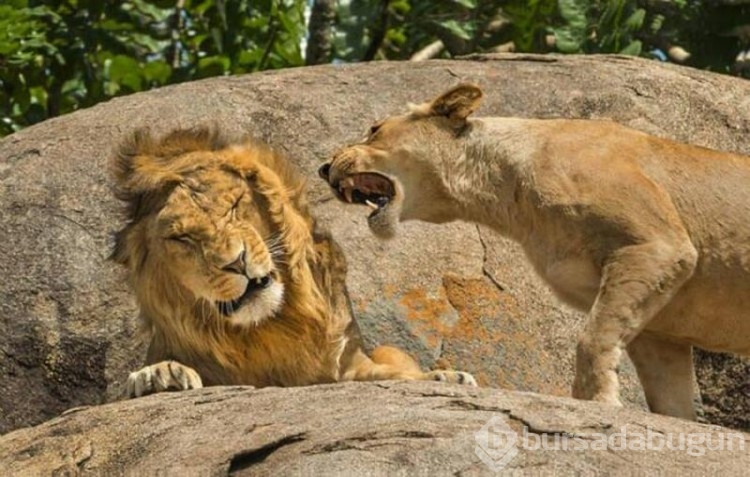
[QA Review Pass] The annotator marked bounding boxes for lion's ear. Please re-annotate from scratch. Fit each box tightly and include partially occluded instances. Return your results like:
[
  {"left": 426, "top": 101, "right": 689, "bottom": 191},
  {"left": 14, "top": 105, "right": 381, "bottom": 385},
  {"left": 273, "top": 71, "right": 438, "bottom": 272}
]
[
  {"left": 112, "top": 128, "right": 183, "bottom": 194},
  {"left": 428, "top": 83, "right": 483, "bottom": 123}
]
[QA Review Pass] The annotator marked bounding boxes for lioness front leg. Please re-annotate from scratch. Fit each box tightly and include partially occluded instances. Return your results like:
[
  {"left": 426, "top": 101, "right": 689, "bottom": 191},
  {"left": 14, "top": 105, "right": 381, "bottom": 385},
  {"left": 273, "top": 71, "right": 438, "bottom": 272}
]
[
  {"left": 345, "top": 346, "right": 477, "bottom": 386},
  {"left": 572, "top": 240, "right": 697, "bottom": 406},
  {"left": 126, "top": 360, "right": 203, "bottom": 398}
]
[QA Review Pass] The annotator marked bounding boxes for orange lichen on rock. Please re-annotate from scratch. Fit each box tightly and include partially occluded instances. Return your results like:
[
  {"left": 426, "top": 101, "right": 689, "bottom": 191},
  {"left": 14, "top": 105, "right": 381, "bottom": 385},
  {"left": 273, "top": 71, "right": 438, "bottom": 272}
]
[{"left": 396, "top": 287, "right": 454, "bottom": 348}]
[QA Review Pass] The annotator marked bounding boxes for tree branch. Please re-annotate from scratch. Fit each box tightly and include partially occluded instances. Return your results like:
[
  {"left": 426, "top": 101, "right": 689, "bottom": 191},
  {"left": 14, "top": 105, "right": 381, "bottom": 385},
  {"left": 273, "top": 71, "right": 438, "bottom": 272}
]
[
  {"left": 305, "top": 0, "right": 336, "bottom": 65},
  {"left": 363, "top": 0, "right": 390, "bottom": 61},
  {"left": 257, "top": 20, "right": 279, "bottom": 71},
  {"left": 410, "top": 40, "right": 444, "bottom": 61}
]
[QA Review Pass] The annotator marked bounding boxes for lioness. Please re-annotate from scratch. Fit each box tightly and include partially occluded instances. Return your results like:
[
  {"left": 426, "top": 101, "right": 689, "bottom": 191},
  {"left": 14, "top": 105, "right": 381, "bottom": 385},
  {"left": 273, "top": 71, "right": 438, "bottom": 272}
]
[
  {"left": 319, "top": 84, "right": 750, "bottom": 420},
  {"left": 111, "top": 126, "right": 475, "bottom": 397}
]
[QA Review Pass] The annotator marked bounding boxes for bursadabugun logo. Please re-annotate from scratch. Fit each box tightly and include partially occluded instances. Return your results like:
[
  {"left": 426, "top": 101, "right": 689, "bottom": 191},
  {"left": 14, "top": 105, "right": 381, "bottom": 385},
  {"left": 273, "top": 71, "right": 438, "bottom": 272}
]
[
  {"left": 474, "top": 415, "right": 519, "bottom": 471},
  {"left": 475, "top": 413, "right": 746, "bottom": 472}
]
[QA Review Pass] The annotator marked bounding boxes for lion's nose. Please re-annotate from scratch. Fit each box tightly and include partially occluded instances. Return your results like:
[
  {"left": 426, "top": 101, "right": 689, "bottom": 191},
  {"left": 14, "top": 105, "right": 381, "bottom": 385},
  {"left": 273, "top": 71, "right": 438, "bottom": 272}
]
[
  {"left": 222, "top": 249, "right": 247, "bottom": 275},
  {"left": 248, "top": 274, "right": 272, "bottom": 291},
  {"left": 318, "top": 163, "right": 331, "bottom": 181}
]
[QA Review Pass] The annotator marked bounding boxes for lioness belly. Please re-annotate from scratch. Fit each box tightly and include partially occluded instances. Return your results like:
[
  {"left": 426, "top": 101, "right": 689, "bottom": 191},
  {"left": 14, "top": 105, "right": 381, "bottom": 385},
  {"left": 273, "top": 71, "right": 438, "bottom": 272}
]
[
  {"left": 536, "top": 252, "right": 749, "bottom": 355},
  {"left": 646, "top": 270, "right": 750, "bottom": 356}
]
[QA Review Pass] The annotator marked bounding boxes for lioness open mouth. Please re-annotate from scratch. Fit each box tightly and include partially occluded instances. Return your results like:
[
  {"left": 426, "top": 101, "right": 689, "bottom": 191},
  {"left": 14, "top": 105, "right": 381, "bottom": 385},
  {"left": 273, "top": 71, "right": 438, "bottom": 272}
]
[
  {"left": 217, "top": 275, "right": 272, "bottom": 316},
  {"left": 336, "top": 173, "right": 395, "bottom": 217}
]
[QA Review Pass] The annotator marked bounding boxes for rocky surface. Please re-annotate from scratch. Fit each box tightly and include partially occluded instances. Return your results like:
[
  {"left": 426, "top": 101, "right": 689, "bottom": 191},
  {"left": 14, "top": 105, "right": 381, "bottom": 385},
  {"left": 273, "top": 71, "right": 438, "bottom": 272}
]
[
  {"left": 1, "top": 53, "right": 748, "bottom": 434},
  {"left": 1, "top": 382, "right": 747, "bottom": 476}
]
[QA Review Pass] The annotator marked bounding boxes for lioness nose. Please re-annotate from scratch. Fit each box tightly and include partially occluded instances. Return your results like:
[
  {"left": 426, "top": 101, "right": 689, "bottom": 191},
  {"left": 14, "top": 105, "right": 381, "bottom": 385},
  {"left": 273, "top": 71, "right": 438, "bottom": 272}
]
[
  {"left": 318, "top": 163, "right": 331, "bottom": 181},
  {"left": 222, "top": 250, "right": 247, "bottom": 275}
]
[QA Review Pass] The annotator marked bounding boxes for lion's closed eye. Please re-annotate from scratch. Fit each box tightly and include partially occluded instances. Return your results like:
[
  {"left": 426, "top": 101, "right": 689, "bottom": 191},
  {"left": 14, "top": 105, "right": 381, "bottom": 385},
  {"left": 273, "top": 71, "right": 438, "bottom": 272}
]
[
  {"left": 229, "top": 192, "right": 250, "bottom": 220},
  {"left": 167, "top": 234, "right": 194, "bottom": 245}
]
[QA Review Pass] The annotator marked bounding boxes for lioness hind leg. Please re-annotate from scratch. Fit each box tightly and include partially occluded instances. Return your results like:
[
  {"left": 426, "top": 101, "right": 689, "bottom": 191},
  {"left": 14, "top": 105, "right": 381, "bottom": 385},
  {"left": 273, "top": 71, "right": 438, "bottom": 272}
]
[
  {"left": 126, "top": 360, "right": 203, "bottom": 398},
  {"left": 346, "top": 346, "right": 477, "bottom": 386},
  {"left": 572, "top": 240, "right": 697, "bottom": 407},
  {"left": 627, "top": 333, "right": 696, "bottom": 420}
]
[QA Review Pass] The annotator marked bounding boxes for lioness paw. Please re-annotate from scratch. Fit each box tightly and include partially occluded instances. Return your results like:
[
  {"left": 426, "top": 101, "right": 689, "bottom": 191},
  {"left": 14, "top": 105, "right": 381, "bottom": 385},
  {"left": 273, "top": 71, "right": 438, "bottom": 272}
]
[
  {"left": 126, "top": 360, "right": 203, "bottom": 398},
  {"left": 426, "top": 370, "right": 477, "bottom": 387}
]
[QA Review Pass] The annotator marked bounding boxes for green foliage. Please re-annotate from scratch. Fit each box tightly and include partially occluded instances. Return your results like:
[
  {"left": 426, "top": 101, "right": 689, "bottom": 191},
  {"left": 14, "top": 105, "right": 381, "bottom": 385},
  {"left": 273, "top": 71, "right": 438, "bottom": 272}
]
[
  {"left": 505, "top": 0, "right": 557, "bottom": 53},
  {"left": 2, "top": 0, "right": 750, "bottom": 137},
  {"left": 552, "top": 0, "right": 648, "bottom": 55},
  {"left": 331, "top": 0, "right": 506, "bottom": 61},
  {"left": 327, "top": 0, "right": 750, "bottom": 70},
  {"left": 554, "top": 0, "right": 588, "bottom": 53},
  {"left": 0, "top": 0, "right": 305, "bottom": 136}
]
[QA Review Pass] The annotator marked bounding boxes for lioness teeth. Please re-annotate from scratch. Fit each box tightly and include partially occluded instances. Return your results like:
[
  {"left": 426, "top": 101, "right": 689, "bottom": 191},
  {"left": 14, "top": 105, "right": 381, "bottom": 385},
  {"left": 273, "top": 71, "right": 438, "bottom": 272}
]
[
  {"left": 365, "top": 200, "right": 379, "bottom": 210},
  {"left": 343, "top": 187, "right": 353, "bottom": 203}
]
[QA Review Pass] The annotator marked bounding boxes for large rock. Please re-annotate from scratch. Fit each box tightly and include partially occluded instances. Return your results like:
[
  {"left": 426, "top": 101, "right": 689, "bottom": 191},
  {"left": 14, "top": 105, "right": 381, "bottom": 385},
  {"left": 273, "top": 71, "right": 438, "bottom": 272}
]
[
  {"left": 694, "top": 349, "right": 750, "bottom": 430},
  {"left": 1, "top": 382, "right": 747, "bottom": 476},
  {"left": 1, "top": 53, "right": 748, "bottom": 434}
]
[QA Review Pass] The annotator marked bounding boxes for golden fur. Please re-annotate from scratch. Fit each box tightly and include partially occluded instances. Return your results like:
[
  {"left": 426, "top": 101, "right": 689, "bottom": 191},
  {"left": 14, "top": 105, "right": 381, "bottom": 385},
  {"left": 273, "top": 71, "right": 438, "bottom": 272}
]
[
  {"left": 112, "top": 127, "right": 476, "bottom": 396},
  {"left": 320, "top": 84, "right": 750, "bottom": 420}
]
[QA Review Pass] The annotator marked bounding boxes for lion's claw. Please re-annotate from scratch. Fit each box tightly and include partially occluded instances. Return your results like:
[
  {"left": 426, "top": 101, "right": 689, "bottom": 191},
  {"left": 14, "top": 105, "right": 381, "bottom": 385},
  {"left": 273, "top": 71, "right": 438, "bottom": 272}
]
[
  {"left": 426, "top": 370, "right": 478, "bottom": 386},
  {"left": 126, "top": 360, "right": 203, "bottom": 398}
]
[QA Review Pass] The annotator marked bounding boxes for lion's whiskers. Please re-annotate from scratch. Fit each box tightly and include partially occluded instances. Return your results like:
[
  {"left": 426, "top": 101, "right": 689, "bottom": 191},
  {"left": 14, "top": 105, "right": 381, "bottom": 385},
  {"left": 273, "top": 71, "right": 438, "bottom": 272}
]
[
  {"left": 264, "top": 231, "right": 282, "bottom": 246},
  {"left": 265, "top": 232, "right": 288, "bottom": 268}
]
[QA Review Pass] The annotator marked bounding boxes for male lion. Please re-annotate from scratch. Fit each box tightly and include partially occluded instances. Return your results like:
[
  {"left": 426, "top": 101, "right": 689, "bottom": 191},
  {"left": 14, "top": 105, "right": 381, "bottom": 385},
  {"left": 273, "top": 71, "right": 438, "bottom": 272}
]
[
  {"left": 319, "top": 84, "right": 750, "bottom": 420},
  {"left": 111, "top": 126, "right": 475, "bottom": 397}
]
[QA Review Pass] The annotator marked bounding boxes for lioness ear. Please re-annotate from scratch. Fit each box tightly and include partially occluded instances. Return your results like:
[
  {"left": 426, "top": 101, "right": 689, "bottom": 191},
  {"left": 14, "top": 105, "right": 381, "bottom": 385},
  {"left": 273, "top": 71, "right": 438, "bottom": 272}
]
[{"left": 429, "top": 83, "right": 483, "bottom": 123}]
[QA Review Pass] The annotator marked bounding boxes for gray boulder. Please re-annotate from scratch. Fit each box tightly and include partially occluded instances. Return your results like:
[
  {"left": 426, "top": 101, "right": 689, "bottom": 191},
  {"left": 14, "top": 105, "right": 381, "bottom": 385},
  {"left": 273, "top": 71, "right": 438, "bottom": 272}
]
[
  {"left": 0, "top": 53, "right": 748, "bottom": 434},
  {"left": 1, "top": 382, "right": 747, "bottom": 476}
]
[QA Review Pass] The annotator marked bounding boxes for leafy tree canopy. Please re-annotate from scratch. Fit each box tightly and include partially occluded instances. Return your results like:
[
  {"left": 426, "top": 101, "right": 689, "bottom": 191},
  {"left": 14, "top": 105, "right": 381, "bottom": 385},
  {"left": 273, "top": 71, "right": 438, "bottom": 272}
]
[{"left": 2, "top": 0, "right": 749, "bottom": 137}]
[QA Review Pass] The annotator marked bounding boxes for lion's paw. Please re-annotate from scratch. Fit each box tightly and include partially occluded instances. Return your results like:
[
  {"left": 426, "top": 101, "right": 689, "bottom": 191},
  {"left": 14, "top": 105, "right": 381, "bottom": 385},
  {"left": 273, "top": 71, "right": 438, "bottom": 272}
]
[
  {"left": 126, "top": 360, "right": 203, "bottom": 398},
  {"left": 426, "top": 370, "right": 477, "bottom": 386}
]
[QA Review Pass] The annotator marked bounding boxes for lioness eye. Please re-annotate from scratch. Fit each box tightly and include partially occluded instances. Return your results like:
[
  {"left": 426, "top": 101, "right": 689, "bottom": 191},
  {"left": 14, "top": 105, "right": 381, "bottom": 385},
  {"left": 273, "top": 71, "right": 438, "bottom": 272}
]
[{"left": 369, "top": 124, "right": 381, "bottom": 135}]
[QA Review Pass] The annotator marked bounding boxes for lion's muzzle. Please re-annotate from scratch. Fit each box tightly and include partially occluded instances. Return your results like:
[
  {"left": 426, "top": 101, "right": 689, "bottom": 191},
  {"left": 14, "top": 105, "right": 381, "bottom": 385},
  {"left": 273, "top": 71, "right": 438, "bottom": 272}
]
[{"left": 216, "top": 274, "right": 273, "bottom": 316}]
